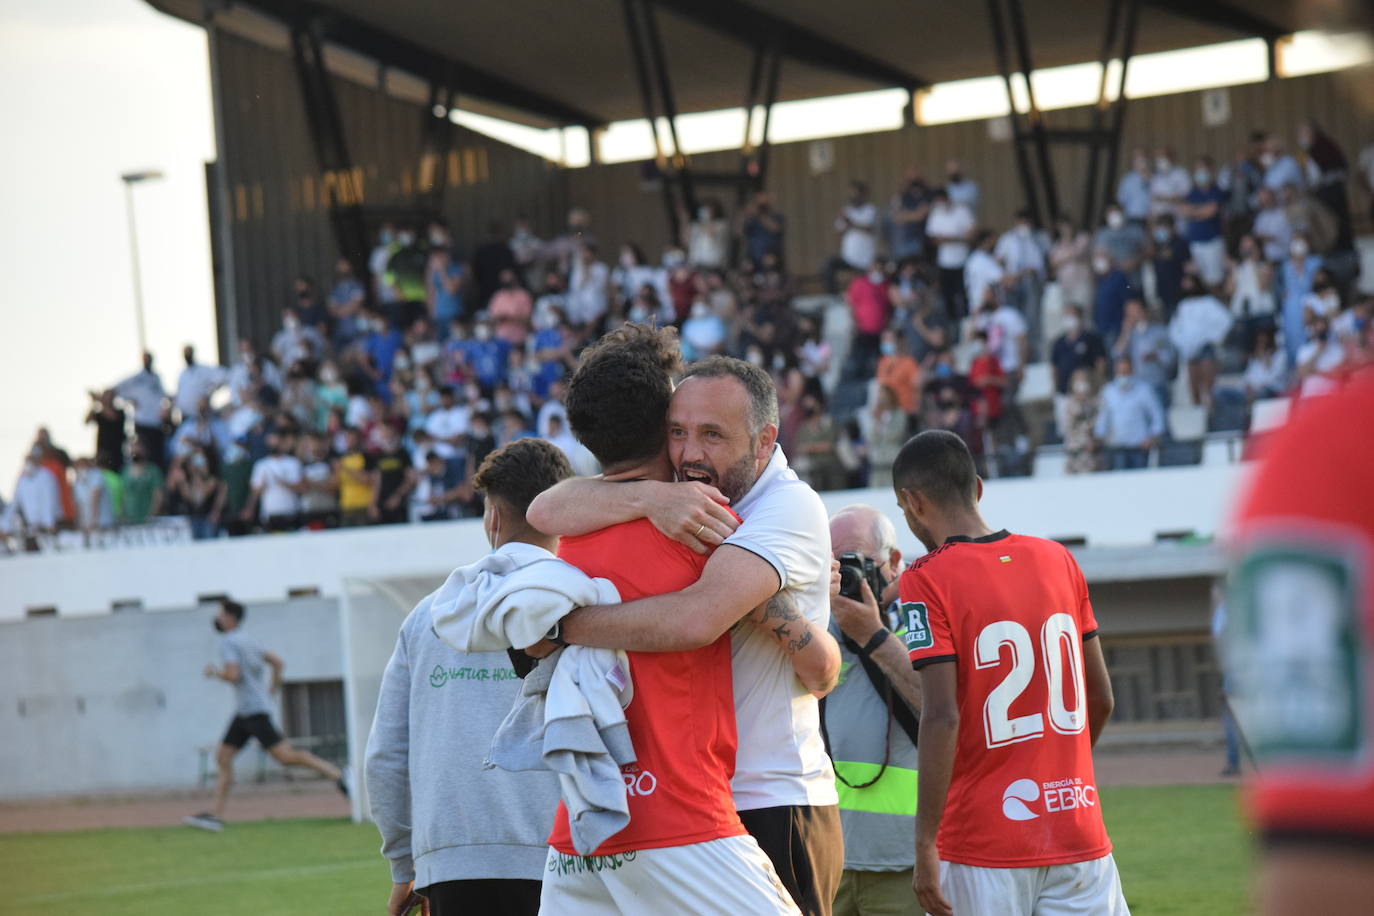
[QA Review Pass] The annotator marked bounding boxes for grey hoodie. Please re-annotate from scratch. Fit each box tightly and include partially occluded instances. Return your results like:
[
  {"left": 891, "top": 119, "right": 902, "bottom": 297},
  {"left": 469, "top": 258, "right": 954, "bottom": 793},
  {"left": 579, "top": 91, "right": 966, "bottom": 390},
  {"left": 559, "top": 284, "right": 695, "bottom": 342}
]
[{"left": 364, "top": 592, "right": 560, "bottom": 887}]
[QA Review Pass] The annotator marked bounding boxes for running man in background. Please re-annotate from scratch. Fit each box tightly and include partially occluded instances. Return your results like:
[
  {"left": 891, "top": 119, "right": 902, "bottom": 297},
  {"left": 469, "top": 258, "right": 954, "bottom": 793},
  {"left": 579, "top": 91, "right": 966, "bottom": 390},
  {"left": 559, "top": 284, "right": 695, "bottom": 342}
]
[
  {"left": 1221, "top": 369, "right": 1374, "bottom": 916},
  {"left": 184, "top": 598, "right": 346, "bottom": 832},
  {"left": 893, "top": 430, "right": 1127, "bottom": 915},
  {"left": 366, "top": 439, "right": 566, "bottom": 916}
]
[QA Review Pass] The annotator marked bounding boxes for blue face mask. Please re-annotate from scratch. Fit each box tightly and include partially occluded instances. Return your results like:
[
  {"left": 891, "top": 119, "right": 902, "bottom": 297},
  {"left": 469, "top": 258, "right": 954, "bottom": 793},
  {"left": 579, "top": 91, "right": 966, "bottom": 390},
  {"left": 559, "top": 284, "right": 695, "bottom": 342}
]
[
  {"left": 880, "top": 342, "right": 897, "bottom": 356},
  {"left": 1153, "top": 227, "right": 1170, "bottom": 244},
  {"left": 935, "top": 363, "right": 952, "bottom": 378}
]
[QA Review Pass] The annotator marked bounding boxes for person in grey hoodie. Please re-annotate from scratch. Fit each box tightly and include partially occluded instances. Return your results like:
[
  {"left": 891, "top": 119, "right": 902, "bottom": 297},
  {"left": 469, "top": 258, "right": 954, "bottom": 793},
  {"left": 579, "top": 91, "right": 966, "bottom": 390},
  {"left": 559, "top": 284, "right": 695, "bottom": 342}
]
[{"left": 365, "top": 438, "right": 571, "bottom": 916}]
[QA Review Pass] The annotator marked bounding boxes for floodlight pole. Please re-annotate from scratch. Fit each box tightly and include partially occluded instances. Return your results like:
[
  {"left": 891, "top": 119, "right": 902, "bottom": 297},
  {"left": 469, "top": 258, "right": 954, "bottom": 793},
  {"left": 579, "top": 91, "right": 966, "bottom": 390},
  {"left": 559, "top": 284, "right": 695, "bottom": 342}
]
[{"left": 121, "top": 170, "right": 163, "bottom": 355}]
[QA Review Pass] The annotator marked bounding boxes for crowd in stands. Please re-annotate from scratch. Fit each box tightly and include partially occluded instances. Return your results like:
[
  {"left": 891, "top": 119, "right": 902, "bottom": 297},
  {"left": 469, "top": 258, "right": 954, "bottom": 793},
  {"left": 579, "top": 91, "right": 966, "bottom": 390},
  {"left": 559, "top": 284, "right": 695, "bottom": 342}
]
[{"left": 4, "top": 120, "right": 1373, "bottom": 551}]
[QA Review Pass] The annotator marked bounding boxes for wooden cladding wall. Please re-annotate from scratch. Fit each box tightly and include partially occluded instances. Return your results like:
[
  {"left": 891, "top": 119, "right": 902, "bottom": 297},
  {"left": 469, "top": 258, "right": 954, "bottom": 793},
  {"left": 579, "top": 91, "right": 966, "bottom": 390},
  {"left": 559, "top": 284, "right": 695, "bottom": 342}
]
[
  {"left": 213, "top": 32, "right": 565, "bottom": 352},
  {"left": 565, "top": 69, "right": 1374, "bottom": 276}
]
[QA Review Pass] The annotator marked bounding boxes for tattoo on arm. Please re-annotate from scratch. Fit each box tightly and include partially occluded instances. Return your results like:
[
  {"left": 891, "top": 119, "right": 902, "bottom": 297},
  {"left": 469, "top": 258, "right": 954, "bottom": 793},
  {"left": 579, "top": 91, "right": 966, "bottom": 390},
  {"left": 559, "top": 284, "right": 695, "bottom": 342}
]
[{"left": 761, "top": 591, "right": 813, "bottom": 655}]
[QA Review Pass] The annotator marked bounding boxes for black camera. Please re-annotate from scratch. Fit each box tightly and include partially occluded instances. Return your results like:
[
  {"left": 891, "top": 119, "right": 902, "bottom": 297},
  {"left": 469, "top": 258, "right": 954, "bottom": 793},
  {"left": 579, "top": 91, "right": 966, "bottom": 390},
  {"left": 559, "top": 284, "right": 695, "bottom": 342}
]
[{"left": 837, "top": 552, "right": 886, "bottom": 603}]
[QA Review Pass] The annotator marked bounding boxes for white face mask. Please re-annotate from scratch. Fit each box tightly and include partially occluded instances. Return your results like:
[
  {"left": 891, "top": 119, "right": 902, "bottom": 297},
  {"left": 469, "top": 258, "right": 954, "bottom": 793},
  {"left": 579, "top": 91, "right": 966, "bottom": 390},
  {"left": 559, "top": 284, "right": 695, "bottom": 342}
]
[
  {"left": 1063, "top": 317, "right": 1081, "bottom": 334},
  {"left": 1155, "top": 157, "right": 1171, "bottom": 172},
  {"left": 1106, "top": 212, "right": 1124, "bottom": 230},
  {"left": 1093, "top": 258, "right": 1111, "bottom": 274},
  {"left": 868, "top": 271, "right": 884, "bottom": 283},
  {"left": 1260, "top": 152, "right": 1276, "bottom": 168},
  {"left": 697, "top": 207, "right": 711, "bottom": 221},
  {"left": 690, "top": 303, "right": 710, "bottom": 320},
  {"left": 1291, "top": 240, "right": 1309, "bottom": 258},
  {"left": 1016, "top": 223, "right": 1031, "bottom": 238},
  {"left": 474, "top": 324, "right": 492, "bottom": 341},
  {"left": 1072, "top": 378, "right": 1092, "bottom": 395}
]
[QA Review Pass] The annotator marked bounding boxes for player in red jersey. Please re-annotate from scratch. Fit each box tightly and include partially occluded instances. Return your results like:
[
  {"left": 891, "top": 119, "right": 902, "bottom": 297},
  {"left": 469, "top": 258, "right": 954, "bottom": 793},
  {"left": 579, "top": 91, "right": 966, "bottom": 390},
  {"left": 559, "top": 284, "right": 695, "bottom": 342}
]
[
  {"left": 891, "top": 430, "right": 1126, "bottom": 916},
  {"left": 534, "top": 325, "right": 797, "bottom": 915},
  {"left": 1222, "top": 369, "right": 1374, "bottom": 916}
]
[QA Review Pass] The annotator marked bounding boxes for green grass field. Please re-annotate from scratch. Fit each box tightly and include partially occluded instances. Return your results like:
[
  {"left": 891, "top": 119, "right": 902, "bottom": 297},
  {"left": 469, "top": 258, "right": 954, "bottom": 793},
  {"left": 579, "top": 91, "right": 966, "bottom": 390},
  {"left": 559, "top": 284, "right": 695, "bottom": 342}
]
[{"left": 0, "top": 785, "right": 1252, "bottom": 915}]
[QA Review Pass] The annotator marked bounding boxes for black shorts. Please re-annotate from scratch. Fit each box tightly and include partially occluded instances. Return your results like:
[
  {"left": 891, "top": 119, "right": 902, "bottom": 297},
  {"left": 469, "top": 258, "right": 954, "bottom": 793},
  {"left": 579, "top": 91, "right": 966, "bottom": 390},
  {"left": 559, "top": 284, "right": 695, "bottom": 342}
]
[
  {"left": 740, "top": 804, "right": 844, "bottom": 916},
  {"left": 222, "top": 713, "right": 284, "bottom": 751}
]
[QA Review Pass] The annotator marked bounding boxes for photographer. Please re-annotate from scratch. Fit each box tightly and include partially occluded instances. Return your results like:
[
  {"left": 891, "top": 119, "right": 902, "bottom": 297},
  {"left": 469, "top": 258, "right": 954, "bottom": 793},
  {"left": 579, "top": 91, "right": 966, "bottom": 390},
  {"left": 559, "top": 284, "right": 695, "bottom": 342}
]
[{"left": 824, "top": 505, "right": 922, "bottom": 916}]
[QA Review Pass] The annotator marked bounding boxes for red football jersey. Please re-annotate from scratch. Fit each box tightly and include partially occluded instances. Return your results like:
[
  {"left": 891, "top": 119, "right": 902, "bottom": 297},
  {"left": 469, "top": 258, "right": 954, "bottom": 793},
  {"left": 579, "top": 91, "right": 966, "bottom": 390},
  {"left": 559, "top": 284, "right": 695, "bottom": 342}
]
[
  {"left": 548, "top": 518, "right": 745, "bottom": 856},
  {"left": 902, "top": 531, "right": 1112, "bottom": 868},
  {"left": 1225, "top": 370, "right": 1374, "bottom": 841}
]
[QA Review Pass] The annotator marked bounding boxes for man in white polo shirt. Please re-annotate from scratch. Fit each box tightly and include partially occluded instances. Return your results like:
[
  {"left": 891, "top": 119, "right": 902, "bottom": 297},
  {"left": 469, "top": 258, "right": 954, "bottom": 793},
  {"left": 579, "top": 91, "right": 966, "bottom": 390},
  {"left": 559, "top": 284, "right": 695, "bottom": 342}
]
[{"left": 528, "top": 355, "right": 844, "bottom": 915}]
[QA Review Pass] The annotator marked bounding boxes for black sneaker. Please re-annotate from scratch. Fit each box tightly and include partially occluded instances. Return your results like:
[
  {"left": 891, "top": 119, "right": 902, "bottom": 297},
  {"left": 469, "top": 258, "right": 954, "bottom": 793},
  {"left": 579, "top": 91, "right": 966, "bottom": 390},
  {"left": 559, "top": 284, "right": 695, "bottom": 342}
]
[{"left": 183, "top": 812, "right": 224, "bottom": 832}]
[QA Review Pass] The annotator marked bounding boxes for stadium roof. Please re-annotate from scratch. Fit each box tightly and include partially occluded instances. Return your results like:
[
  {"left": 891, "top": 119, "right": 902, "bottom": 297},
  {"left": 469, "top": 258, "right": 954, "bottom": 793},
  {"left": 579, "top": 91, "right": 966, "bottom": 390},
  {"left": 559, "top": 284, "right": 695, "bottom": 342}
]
[{"left": 151, "top": 0, "right": 1300, "bottom": 126}]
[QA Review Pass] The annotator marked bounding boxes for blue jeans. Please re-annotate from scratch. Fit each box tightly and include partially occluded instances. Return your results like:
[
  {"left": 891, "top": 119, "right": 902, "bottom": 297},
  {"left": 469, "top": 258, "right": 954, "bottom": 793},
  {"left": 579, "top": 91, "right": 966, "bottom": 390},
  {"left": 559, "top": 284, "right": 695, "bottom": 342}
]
[{"left": 1110, "top": 446, "right": 1149, "bottom": 470}]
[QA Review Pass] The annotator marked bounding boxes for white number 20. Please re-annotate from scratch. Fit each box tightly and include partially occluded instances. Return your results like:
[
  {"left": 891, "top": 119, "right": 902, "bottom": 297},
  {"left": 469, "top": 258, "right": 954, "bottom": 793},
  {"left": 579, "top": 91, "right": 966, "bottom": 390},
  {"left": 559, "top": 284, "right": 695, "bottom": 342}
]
[{"left": 975, "top": 613, "right": 1087, "bottom": 749}]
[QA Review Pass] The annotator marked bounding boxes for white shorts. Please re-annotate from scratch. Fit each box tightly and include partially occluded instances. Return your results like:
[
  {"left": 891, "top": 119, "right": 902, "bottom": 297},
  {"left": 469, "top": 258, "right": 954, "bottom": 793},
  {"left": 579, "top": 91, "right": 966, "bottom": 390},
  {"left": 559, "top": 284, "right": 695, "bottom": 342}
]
[
  {"left": 937, "top": 853, "right": 1129, "bottom": 916},
  {"left": 540, "top": 834, "right": 800, "bottom": 915}
]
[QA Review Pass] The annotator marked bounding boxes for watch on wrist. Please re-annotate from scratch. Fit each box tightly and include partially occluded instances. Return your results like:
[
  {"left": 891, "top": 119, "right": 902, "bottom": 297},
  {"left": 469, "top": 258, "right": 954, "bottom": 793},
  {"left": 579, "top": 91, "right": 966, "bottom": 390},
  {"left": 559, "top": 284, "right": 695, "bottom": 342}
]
[{"left": 545, "top": 622, "right": 570, "bottom": 647}]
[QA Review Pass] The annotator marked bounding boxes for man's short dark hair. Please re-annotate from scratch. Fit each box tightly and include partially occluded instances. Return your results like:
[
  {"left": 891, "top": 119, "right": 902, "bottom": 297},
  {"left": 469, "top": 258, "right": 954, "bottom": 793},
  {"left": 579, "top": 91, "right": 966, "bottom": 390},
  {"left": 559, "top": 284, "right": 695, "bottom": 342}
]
[
  {"left": 472, "top": 438, "right": 572, "bottom": 518},
  {"left": 891, "top": 430, "right": 978, "bottom": 509},
  {"left": 565, "top": 323, "right": 681, "bottom": 468},
  {"left": 682, "top": 356, "right": 779, "bottom": 436},
  {"left": 220, "top": 598, "right": 245, "bottom": 623}
]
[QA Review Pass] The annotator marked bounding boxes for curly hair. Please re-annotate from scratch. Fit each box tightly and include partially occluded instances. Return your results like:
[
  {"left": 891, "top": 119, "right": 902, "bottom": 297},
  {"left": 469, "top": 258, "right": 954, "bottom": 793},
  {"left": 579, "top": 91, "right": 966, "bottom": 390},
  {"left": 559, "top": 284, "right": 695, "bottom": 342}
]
[
  {"left": 473, "top": 438, "right": 573, "bottom": 518},
  {"left": 565, "top": 323, "right": 682, "bottom": 469}
]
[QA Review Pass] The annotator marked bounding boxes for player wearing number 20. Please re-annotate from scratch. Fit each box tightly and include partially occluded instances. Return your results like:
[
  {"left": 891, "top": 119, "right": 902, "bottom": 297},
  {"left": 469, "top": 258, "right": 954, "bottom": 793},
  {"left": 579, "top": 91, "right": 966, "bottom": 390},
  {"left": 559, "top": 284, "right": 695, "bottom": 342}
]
[{"left": 891, "top": 431, "right": 1129, "bottom": 916}]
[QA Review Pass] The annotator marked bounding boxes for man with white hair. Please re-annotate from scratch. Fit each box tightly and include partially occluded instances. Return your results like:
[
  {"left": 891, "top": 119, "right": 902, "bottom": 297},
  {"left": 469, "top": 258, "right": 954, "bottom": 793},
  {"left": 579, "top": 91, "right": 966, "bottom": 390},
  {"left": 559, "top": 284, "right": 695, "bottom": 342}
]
[{"left": 826, "top": 505, "right": 923, "bottom": 916}]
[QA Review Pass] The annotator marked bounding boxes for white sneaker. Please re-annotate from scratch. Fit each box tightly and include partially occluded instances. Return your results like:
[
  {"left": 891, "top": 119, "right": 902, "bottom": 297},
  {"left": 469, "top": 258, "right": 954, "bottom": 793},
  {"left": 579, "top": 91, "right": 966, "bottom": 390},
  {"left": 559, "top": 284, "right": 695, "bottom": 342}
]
[{"left": 183, "top": 812, "right": 224, "bottom": 832}]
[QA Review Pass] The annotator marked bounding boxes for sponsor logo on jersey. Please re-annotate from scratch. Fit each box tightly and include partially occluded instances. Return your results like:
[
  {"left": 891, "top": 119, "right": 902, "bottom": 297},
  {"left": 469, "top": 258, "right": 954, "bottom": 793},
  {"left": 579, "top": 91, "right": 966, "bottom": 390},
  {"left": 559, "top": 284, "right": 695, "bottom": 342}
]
[
  {"left": 999, "top": 555, "right": 1012, "bottom": 563},
  {"left": 620, "top": 764, "right": 658, "bottom": 797},
  {"left": 1001, "top": 777, "right": 1097, "bottom": 821},
  {"left": 1001, "top": 779, "right": 1040, "bottom": 820},
  {"left": 902, "top": 602, "right": 933, "bottom": 651}
]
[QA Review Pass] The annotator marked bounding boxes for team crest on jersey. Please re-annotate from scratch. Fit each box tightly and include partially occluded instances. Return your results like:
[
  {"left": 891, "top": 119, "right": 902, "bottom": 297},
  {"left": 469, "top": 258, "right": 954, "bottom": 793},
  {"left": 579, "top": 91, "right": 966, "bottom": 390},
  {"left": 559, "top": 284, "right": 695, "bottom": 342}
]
[{"left": 902, "top": 602, "right": 933, "bottom": 650}]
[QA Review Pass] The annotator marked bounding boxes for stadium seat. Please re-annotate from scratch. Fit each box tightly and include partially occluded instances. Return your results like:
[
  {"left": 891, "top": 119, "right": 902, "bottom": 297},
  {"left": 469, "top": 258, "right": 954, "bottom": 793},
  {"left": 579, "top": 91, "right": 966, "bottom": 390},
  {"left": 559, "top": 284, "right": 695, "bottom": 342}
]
[
  {"left": 1250, "top": 397, "right": 1290, "bottom": 433},
  {"left": 1016, "top": 363, "right": 1054, "bottom": 405},
  {"left": 1167, "top": 405, "right": 1208, "bottom": 442}
]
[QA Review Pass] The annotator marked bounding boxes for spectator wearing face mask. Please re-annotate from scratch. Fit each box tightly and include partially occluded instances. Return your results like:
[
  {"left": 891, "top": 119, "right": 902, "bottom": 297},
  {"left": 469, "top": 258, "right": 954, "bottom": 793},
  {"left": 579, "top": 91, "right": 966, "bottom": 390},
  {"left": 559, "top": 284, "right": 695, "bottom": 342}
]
[
  {"left": 242, "top": 431, "right": 302, "bottom": 533},
  {"left": 887, "top": 169, "right": 931, "bottom": 261},
  {"left": 861, "top": 386, "right": 909, "bottom": 489},
  {"left": 1092, "top": 249, "right": 1137, "bottom": 347},
  {"left": 1242, "top": 328, "right": 1289, "bottom": 401},
  {"left": 995, "top": 210, "right": 1047, "bottom": 352},
  {"left": 826, "top": 181, "right": 880, "bottom": 294},
  {"left": 1149, "top": 147, "right": 1192, "bottom": 222},
  {"left": 1049, "top": 218, "right": 1094, "bottom": 319},
  {"left": 1250, "top": 187, "right": 1292, "bottom": 265},
  {"left": 122, "top": 442, "right": 165, "bottom": 525},
  {"left": 1259, "top": 134, "right": 1304, "bottom": 193},
  {"left": 173, "top": 446, "right": 226, "bottom": 540},
  {"left": 488, "top": 269, "right": 533, "bottom": 349},
  {"left": 974, "top": 288, "right": 1028, "bottom": 390},
  {"left": 85, "top": 388, "right": 127, "bottom": 473},
  {"left": 963, "top": 230, "right": 1003, "bottom": 324},
  {"left": 681, "top": 300, "right": 728, "bottom": 361},
  {"left": 1093, "top": 204, "right": 1147, "bottom": 270},
  {"left": 1051, "top": 305, "right": 1108, "bottom": 433},
  {"left": 368, "top": 426, "right": 415, "bottom": 526},
  {"left": 683, "top": 199, "right": 730, "bottom": 269},
  {"left": 1114, "top": 299, "right": 1177, "bottom": 410},
  {"left": 737, "top": 191, "right": 786, "bottom": 266},
  {"left": 611, "top": 244, "right": 658, "bottom": 307},
  {"left": 846, "top": 261, "right": 892, "bottom": 378},
  {"left": 1149, "top": 213, "right": 1191, "bottom": 318},
  {"left": 1294, "top": 310, "right": 1343, "bottom": 396},
  {"left": 1063, "top": 369, "right": 1102, "bottom": 474},
  {"left": 1094, "top": 356, "right": 1164, "bottom": 471},
  {"left": 9, "top": 451, "right": 62, "bottom": 543},
  {"left": 227, "top": 339, "right": 283, "bottom": 407},
  {"left": 926, "top": 188, "right": 975, "bottom": 323},
  {"left": 72, "top": 456, "right": 116, "bottom": 539},
  {"left": 1226, "top": 235, "right": 1278, "bottom": 352},
  {"left": 386, "top": 227, "right": 431, "bottom": 327},
  {"left": 361, "top": 314, "right": 404, "bottom": 399},
  {"left": 967, "top": 329, "right": 1008, "bottom": 435},
  {"left": 427, "top": 248, "right": 466, "bottom": 337},
  {"left": 328, "top": 258, "right": 368, "bottom": 348},
  {"left": 1169, "top": 277, "right": 1234, "bottom": 409},
  {"left": 175, "top": 345, "right": 228, "bottom": 423},
  {"left": 115, "top": 351, "right": 168, "bottom": 470},
  {"left": 566, "top": 244, "right": 610, "bottom": 335},
  {"left": 463, "top": 318, "right": 512, "bottom": 392},
  {"left": 944, "top": 159, "right": 979, "bottom": 213},
  {"left": 1183, "top": 157, "right": 1227, "bottom": 288},
  {"left": 371, "top": 224, "right": 402, "bottom": 305},
  {"left": 875, "top": 328, "right": 921, "bottom": 417},
  {"left": 272, "top": 308, "right": 325, "bottom": 369},
  {"left": 1280, "top": 234, "right": 1323, "bottom": 366},
  {"left": 1117, "top": 151, "right": 1153, "bottom": 225}
]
